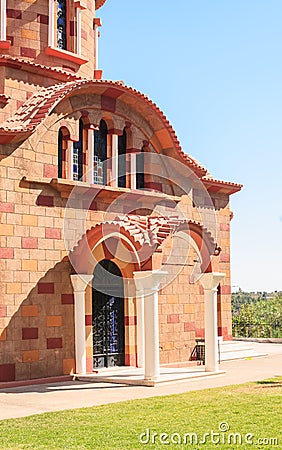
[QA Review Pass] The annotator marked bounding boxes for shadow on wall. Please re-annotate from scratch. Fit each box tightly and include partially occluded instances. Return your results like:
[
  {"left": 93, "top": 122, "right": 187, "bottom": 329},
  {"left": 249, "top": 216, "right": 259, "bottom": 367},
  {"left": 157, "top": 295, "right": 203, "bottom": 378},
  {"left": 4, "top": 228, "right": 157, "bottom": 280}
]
[{"left": 0, "top": 259, "right": 76, "bottom": 383}]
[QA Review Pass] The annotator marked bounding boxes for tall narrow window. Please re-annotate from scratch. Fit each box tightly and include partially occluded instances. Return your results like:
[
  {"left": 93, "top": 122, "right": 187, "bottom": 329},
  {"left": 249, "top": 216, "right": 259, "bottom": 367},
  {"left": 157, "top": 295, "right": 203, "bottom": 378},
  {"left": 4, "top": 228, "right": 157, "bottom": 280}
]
[
  {"left": 118, "top": 128, "right": 126, "bottom": 188},
  {"left": 57, "top": 0, "right": 67, "bottom": 50},
  {"left": 73, "top": 119, "right": 83, "bottom": 181},
  {"left": 94, "top": 119, "right": 108, "bottom": 185},
  {"left": 136, "top": 147, "right": 145, "bottom": 189},
  {"left": 58, "top": 129, "right": 63, "bottom": 178}
]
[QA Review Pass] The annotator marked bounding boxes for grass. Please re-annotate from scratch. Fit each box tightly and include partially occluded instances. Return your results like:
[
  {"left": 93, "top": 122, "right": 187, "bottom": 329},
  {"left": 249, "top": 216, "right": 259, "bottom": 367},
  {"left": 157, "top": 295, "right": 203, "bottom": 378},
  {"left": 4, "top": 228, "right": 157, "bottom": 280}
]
[{"left": 0, "top": 377, "right": 281, "bottom": 449}]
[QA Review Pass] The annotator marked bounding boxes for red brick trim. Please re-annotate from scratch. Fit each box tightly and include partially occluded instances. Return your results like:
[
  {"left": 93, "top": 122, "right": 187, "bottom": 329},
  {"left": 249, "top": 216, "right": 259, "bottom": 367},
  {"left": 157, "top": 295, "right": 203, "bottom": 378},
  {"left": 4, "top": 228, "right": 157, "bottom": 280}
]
[
  {"left": 61, "top": 294, "right": 74, "bottom": 304},
  {"left": 46, "top": 228, "right": 61, "bottom": 239},
  {"left": 22, "top": 328, "right": 38, "bottom": 340},
  {"left": 146, "top": 182, "right": 162, "bottom": 191},
  {"left": 220, "top": 285, "right": 231, "bottom": 294},
  {"left": 101, "top": 95, "right": 116, "bottom": 112},
  {"left": 0, "top": 248, "right": 14, "bottom": 259},
  {"left": 85, "top": 315, "right": 92, "bottom": 326},
  {"left": 44, "top": 164, "right": 57, "bottom": 178},
  {"left": 184, "top": 322, "right": 196, "bottom": 332},
  {"left": 124, "top": 316, "right": 137, "bottom": 326},
  {"left": 168, "top": 314, "right": 179, "bottom": 324},
  {"left": 0, "top": 202, "right": 14, "bottom": 212},
  {"left": 38, "top": 283, "right": 55, "bottom": 294},
  {"left": 0, "top": 305, "right": 7, "bottom": 317},
  {"left": 0, "top": 40, "right": 11, "bottom": 49},
  {"left": 37, "top": 195, "right": 54, "bottom": 207},
  {"left": 20, "top": 47, "right": 36, "bottom": 58},
  {"left": 195, "top": 328, "right": 205, "bottom": 338},
  {"left": 0, "top": 364, "right": 16, "bottom": 382},
  {"left": 37, "top": 14, "right": 49, "bottom": 24},
  {"left": 47, "top": 338, "right": 63, "bottom": 349},
  {"left": 22, "top": 237, "right": 38, "bottom": 249},
  {"left": 220, "top": 254, "right": 230, "bottom": 263},
  {"left": 6, "top": 9, "right": 22, "bottom": 19}
]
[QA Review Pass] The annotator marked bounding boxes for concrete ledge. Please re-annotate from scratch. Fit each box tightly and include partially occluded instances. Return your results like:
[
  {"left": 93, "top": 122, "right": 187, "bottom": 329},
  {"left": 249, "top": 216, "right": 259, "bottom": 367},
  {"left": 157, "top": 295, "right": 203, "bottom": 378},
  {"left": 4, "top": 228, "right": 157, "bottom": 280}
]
[
  {"left": 0, "top": 375, "right": 73, "bottom": 390},
  {"left": 76, "top": 367, "right": 226, "bottom": 387}
]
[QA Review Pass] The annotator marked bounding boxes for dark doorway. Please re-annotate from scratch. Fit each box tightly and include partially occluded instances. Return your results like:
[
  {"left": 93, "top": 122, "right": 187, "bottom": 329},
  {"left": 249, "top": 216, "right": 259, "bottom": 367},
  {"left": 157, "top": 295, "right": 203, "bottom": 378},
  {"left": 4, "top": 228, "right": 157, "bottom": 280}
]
[{"left": 92, "top": 259, "right": 125, "bottom": 368}]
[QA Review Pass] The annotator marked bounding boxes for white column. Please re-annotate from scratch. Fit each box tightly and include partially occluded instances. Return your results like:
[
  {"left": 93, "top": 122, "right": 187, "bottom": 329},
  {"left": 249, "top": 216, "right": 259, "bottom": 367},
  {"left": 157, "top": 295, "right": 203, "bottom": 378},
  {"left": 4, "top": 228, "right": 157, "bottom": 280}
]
[
  {"left": 134, "top": 271, "right": 167, "bottom": 380},
  {"left": 71, "top": 274, "right": 93, "bottom": 374},
  {"left": 87, "top": 128, "right": 95, "bottom": 183},
  {"left": 111, "top": 134, "right": 118, "bottom": 188},
  {"left": 76, "top": 7, "right": 82, "bottom": 55},
  {"left": 0, "top": 0, "right": 7, "bottom": 41},
  {"left": 135, "top": 287, "right": 144, "bottom": 368},
  {"left": 130, "top": 153, "right": 136, "bottom": 190},
  {"left": 48, "top": 0, "right": 55, "bottom": 47},
  {"left": 200, "top": 272, "right": 225, "bottom": 372}
]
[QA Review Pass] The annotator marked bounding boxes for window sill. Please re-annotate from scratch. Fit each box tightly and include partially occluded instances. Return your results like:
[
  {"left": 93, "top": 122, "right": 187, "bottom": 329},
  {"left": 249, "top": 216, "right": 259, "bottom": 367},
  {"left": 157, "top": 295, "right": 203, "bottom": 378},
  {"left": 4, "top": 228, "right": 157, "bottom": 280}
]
[
  {"left": 45, "top": 46, "right": 88, "bottom": 65},
  {"left": 20, "top": 177, "right": 181, "bottom": 208}
]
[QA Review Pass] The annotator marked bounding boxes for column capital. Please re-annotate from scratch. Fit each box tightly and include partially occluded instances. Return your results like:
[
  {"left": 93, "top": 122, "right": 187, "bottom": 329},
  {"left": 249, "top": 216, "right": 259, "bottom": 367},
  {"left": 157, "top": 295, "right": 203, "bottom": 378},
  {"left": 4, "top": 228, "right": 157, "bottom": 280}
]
[
  {"left": 71, "top": 274, "right": 93, "bottom": 293},
  {"left": 200, "top": 272, "right": 226, "bottom": 292},
  {"left": 133, "top": 270, "right": 168, "bottom": 294}
]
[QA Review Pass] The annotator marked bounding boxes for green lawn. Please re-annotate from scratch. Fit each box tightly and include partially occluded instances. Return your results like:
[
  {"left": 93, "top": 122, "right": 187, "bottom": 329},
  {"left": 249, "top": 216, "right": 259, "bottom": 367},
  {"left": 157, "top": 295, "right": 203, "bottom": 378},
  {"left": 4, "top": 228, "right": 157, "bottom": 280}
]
[{"left": 0, "top": 377, "right": 281, "bottom": 449}]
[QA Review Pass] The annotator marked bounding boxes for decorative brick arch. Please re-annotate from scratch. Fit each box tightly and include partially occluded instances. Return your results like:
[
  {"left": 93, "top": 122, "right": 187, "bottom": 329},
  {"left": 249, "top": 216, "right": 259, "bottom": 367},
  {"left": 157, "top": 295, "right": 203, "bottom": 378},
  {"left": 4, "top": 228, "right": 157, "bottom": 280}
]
[{"left": 69, "top": 215, "right": 219, "bottom": 277}]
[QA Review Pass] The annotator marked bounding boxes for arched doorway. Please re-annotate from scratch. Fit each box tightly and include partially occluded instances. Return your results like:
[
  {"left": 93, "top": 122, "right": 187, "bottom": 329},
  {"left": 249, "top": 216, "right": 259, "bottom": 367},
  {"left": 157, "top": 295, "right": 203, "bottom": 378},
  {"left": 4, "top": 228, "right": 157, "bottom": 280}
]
[{"left": 92, "top": 259, "right": 125, "bottom": 368}]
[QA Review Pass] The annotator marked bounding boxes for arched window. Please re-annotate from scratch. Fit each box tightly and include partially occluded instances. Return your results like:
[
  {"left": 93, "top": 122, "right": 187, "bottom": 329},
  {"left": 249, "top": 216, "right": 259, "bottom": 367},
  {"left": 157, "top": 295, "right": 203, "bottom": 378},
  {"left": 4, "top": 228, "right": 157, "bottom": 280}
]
[
  {"left": 94, "top": 119, "right": 108, "bottom": 185},
  {"left": 72, "top": 119, "right": 83, "bottom": 181},
  {"left": 58, "top": 126, "right": 69, "bottom": 178},
  {"left": 118, "top": 128, "right": 127, "bottom": 188},
  {"left": 57, "top": 0, "right": 67, "bottom": 50},
  {"left": 136, "top": 147, "right": 145, "bottom": 189}
]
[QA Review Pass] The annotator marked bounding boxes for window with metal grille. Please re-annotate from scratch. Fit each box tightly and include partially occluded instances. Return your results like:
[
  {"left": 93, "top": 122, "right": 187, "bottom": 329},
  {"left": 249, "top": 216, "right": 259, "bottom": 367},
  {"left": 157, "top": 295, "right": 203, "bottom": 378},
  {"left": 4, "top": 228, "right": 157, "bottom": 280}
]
[
  {"left": 94, "top": 119, "right": 108, "bottom": 185},
  {"left": 56, "top": 0, "right": 67, "bottom": 50},
  {"left": 72, "top": 119, "right": 83, "bottom": 181}
]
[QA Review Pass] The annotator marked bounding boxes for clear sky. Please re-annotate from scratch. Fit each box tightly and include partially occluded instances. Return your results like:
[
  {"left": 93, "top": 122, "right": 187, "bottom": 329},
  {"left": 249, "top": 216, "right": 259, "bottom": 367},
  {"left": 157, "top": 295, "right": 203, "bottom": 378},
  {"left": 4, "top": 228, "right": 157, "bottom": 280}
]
[{"left": 98, "top": 0, "right": 282, "bottom": 292}]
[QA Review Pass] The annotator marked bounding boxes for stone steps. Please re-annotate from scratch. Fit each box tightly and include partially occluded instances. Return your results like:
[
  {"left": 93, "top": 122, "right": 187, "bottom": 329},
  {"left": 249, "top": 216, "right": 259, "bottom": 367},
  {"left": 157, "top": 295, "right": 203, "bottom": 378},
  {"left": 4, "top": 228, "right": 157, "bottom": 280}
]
[{"left": 219, "top": 340, "right": 267, "bottom": 361}]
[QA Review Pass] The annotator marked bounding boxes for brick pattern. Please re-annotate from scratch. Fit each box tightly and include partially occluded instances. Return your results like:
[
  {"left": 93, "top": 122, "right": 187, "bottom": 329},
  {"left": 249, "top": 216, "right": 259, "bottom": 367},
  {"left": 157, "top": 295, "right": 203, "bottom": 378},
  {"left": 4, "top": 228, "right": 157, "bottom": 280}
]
[{"left": 0, "top": 5, "right": 234, "bottom": 380}]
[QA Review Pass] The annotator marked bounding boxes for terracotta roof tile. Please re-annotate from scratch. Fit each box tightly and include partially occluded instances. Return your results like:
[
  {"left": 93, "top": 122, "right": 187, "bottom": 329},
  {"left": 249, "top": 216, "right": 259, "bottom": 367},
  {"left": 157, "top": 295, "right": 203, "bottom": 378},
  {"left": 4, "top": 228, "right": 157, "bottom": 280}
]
[
  {"left": 72, "top": 214, "right": 217, "bottom": 259},
  {"left": 0, "top": 55, "right": 83, "bottom": 81},
  {"left": 0, "top": 79, "right": 207, "bottom": 176},
  {"left": 96, "top": 0, "right": 107, "bottom": 10}
]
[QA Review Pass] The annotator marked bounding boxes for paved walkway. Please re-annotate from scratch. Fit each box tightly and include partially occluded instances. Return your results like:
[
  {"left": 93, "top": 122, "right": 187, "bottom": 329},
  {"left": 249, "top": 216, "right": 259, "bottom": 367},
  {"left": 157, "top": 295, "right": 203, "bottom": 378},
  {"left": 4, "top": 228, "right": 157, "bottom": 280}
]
[{"left": 0, "top": 343, "right": 281, "bottom": 421}]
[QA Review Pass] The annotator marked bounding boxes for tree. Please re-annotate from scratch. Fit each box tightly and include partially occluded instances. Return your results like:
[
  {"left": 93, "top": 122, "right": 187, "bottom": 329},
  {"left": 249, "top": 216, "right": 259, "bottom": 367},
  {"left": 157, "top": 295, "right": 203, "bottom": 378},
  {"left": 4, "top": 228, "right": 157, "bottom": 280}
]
[{"left": 232, "top": 292, "right": 282, "bottom": 338}]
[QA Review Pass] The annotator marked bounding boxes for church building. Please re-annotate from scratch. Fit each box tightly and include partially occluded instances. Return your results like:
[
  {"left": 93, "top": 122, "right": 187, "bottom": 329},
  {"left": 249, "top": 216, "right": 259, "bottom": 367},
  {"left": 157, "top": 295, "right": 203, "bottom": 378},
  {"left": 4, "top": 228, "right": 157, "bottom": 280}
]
[{"left": 0, "top": 0, "right": 241, "bottom": 383}]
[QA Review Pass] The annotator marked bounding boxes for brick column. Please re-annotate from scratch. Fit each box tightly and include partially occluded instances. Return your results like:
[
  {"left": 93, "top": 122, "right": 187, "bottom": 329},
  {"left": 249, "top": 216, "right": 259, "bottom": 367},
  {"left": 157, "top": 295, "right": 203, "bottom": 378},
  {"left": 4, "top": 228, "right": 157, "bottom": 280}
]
[
  {"left": 201, "top": 272, "right": 225, "bottom": 372},
  {"left": 134, "top": 271, "right": 167, "bottom": 380},
  {"left": 71, "top": 274, "right": 93, "bottom": 374}
]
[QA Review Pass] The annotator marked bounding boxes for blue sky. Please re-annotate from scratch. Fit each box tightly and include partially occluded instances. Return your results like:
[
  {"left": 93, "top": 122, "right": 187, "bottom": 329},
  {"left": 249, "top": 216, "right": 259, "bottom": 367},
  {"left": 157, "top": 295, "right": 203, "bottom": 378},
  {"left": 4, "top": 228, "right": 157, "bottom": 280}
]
[{"left": 98, "top": 0, "right": 282, "bottom": 292}]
